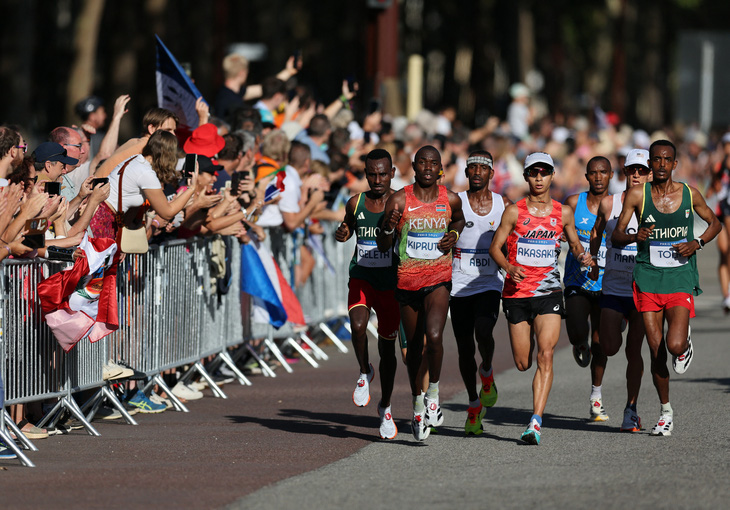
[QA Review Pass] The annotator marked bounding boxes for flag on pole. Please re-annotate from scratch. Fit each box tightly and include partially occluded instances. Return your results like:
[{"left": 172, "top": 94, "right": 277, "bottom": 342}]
[
  {"left": 240, "top": 238, "right": 306, "bottom": 328},
  {"left": 155, "top": 35, "right": 202, "bottom": 130}
]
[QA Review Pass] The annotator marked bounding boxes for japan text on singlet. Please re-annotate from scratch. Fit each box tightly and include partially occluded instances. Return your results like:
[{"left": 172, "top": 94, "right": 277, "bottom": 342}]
[
  {"left": 634, "top": 182, "right": 701, "bottom": 296},
  {"left": 503, "top": 198, "right": 563, "bottom": 299},
  {"left": 563, "top": 191, "right": 606, "bottom": 291},
  {"left": 396, "top": 184, "right": 452, "bottom": 291},
  {"left": 602, "top": 193, "right": 638, "bottom": 297},
  {"left": 348, "top": 193, "right": 397, "bottom": 291},
  {"left": 451, "top": 190, "right": 505, "bottom": 297}
]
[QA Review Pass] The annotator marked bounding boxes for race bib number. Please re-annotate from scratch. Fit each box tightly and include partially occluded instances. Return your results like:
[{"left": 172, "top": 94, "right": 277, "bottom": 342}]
[
  {"left": 610, "top": 244, "right": 637, "bottom": 273},
  {"left": 579, "top": 239, "right": 607, "bottom": 268},
  {"left": 356, "top": 240, "right": 391, "bottom": 268},
  {"left": 649, "top": 239, "right": 688, "bottom": 268},
  {"left": 516, "top": 237, "right": 556, "bottom": 267},
  {"left": 406, "top": 231, "right": 444, "bottom": 260},
  {"left": 459, "top": 248, "right": 497, "bottom": 276}
]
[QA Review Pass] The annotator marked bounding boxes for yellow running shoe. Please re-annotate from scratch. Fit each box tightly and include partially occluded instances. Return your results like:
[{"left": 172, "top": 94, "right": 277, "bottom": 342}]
[
  {"left": 479, "top": 375, "right": 498, "bottom": 408},
  {"left": 464, "top": 404, "right": 486, "bottom": 436}
]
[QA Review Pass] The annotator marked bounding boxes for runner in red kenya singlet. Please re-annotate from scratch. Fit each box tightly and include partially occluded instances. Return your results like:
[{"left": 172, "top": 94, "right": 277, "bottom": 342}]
[
  {"left": 378, "top": 145, "right": 464, "bottom": 442},
  {"left": 490, "top": 152, "right": 593, "bottom": 445}
]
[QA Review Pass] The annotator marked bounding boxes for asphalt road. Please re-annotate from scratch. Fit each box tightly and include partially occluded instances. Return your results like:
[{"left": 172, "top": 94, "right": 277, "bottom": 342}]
[{"left": 2, "top": 249, "right": 728, "bottom": 510}]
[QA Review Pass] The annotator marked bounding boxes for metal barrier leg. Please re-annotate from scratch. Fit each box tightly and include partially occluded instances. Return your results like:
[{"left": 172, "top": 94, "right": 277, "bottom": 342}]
[
  {"left": 265, "top": 338, "right": 293, "bottom": 374},
  {"left": 218, "top": 351, "right": 252, "bottom": 386},
  {"left": 36, "top": 400, "right": 64, "bottom": 429},
  {"left": 0, "top": 427, "right": 35, "bottom": 468},
  {"left": 285, "top": 338, "right": 319, "bottom": 368},
  {"left": 61, "top": 396, "right": 100, "bottom": 437},
  {"left": 102, "top": 386, "right": 138, "bottom": 425},
  {"left": 299, "top": 332, "right": 328, "bottom": 361},
  {"left": 319, "top": 322, "right": 349, "bottom": 353},
  {"left": 149, "top": 374, "right": 189, "bottom": 413},
  {"left": 366, "top": 321, "right": 380, "bottom": 339},
  {"left": 193, "top": 361, "right": 227, "bottom": 399},
  {"left": 2, "top": 411, "right": 38, "bottom": 452},
  {"left": 245, "top": 344, "right": 277, "bottom": 378}
]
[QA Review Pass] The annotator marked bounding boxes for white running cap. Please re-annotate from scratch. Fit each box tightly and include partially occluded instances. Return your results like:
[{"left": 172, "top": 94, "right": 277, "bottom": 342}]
[
  {"left": 524, "top": 152, "right": 554, "bottom": 170},
  {"left": 625, "top": 149, "right": 649, "bottom": 169}
]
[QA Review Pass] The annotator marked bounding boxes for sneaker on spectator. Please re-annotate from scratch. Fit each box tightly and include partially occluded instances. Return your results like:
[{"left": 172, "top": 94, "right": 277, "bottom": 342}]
[
  {"left": 114, "top": 359, "right": 147, "bottom": 380},
  {"left": 218, "top": 365, "right": 236, "bottom": 378},
  {"left": 172, "top": 381, "right": 204, "bottom": 401},
  {"left": 0, "top": 441, "right": 17, "bottom": 460},
  {"left": 188, "top": 380, "right": 207, "bottom": 392},
  {"left": 58, "top": 414, "right": 85, "bottom": 432},
  {"left": 149, "top": 392, "right": 172, "bottom": 409},
  {"left": 212, "top": 372, "right": 235, "bottom": 386},
  {"left": 125, "top": 390, "right": 166, "bottom": 414},
  {"left": 45, "top": 426, "right": 63, "bottom": 436},
  {"left": 103, "top": 360, "right": 134, "bottom": 380},
  {"left": 93, "top": 406, "right": 122, "bottom": 421}
]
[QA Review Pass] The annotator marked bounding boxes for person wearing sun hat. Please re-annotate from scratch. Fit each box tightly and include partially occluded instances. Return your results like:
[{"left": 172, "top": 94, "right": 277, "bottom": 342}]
[{"left": 183, "top": 123, "right": 225, "bottom": 160}]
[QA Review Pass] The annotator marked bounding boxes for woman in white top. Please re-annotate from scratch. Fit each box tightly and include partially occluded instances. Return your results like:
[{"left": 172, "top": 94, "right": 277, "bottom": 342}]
[{"left": 90, "top": 131, "right": 197, "bottom": 238}]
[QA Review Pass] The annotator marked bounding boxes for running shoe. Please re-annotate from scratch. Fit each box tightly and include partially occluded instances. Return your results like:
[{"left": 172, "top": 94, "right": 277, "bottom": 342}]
[
  {"left": 479, "top": 371, "right": 498, "bottom": 408},
  {"left": 464, "top": 404, "right": 486, "bottom": 436},
  {"left": 125, "top": 390, "right": 166, "bottom": 414},
  {"left": 378, "top": 403, "right": 398, "bottom": 440},
  {"left": 573, "top": 341, "right": 591, "bottom": 367},
  {"left": 424, "top": 393, "right": 443, "bottom": 427},
  {"left": 620, "top": 407, "right": 641, "bottom": 432},
  {"left": 672, "top": 326, "right": 693, "bottom": 375},
  {"left": 520, "top": 418, "right": 542, "bottom": 445},
  {"left": 411, "top": 408, "right": 430, "bottom": 442},
  {"left": 0, "top": 441, "right": 17, "bottom": 460},
  {"left": 352, "top": 363, "right": 374, "bottom": 407},
  {"left": 589, "top": 397, "right": 609, "bottom": 422},
  {"left": 650, "top": 414, "right": 673, "bottom": 436}
]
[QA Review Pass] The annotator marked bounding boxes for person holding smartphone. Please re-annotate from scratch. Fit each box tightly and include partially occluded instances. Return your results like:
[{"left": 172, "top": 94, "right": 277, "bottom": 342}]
[{"left": 89, "top": 131, "right": 198, "bottom": 239}]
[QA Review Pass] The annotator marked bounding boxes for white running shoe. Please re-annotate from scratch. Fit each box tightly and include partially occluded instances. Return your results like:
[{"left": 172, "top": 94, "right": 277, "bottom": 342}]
[
  {"left": 172, "top": 381, "right": 204, "bottom": 401},
  {"left": 378, "top": 403, "right": 398, "bottom": 440},
  {"left": 424, "top": 393, "right": 443, "bottom": 427},
  {"left": 352, "top": 363, "right": 374, "bottom": 407},
  {"left": 411, "top": 408, "right": 430, "bottom": 442},
  {"left": 650, "top": 414, "right": 673, "bottom": 436},
  {"left": 589, "top": 397, "right": 609, "bottom": 422},
  {"left": 620, "top": 407, "right": 641, "bottom": 432},
  {"left": 672, "top": 326, "right": 693, "bottom": 374}
]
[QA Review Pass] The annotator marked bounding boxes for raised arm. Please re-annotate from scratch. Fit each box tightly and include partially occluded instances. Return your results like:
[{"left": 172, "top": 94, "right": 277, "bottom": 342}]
[
  {"left": 335, "top": 195, "right": 358, "bottom": 243},
  {"left": 90, "top": 95, "right": 130, "bottom": 171}
]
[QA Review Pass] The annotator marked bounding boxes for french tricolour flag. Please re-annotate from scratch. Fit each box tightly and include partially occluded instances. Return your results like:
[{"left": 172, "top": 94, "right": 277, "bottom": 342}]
[
  {"left": 240, "top": 238, "right": 305, "bottom": 329},
  {"left": 155, "top": 35, "right": 202, "bottom": 130}
]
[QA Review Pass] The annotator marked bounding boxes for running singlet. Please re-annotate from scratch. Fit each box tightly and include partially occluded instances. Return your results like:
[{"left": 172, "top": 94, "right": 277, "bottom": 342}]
[
  {"left": 634, "top": 182, "right": 701, "bottom": 296},
  {"left": 396, "top": 184, "right": 452, "bottom": 291},
  {"left": 563, "top": 192, "right": 605, "bottom": 291},
  {"left": 503, "top": 199, "right": 563, "bottom": 299},
  {"left": 451, "top": 191, "right": 505, "bottom": 297},
  {"left": 349, "top": 193, "right": 396, "bottom": 291},
  {"left": 602, "top": 193, "right": 639, "bottom": 297}
]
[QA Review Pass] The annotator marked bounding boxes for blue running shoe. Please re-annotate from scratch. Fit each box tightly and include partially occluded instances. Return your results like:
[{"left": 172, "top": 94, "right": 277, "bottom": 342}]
[
  {"left": 0, "top": 441, "right": 18, "bottom": 460},
  {"left": 521, "top": 419, "right": 542, "bottom": 445},
  {"left": 126, "top": 390, "right": 166, "bottom": 414}
]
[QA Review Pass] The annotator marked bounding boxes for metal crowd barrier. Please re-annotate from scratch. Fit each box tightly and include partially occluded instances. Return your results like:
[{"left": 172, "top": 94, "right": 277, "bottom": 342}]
[{"left": 1, "top": 228, "right": 353, "bottom": 467}]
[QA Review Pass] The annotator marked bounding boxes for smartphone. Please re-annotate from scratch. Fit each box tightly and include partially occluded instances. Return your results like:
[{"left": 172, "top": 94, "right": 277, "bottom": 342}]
[
  {"left": 368, "top": 98, "right": 381, "bottom": 114},
  {"left": 230, "top": 170, "right": 250, "bottom": 197},
  {"left": 21, "top": 217, "right": 48, "bottom": 250},
  {"left": 45, "top": 181, "right": 60, "bottom": 195},
  {"left": 346, "top": 75, "right": 357, "bottom": 93},
  {"left": 91, "top": 177, "right": 108, "bottom": 189},
  {"left": 183, "top": 153, "right": 197, "bottom": 181},
  {"left": 46, "top": 246, "right": 75, "bottom": 262},
  {"left": 293, "top": 49, "right": 302, "bottom": 61}
]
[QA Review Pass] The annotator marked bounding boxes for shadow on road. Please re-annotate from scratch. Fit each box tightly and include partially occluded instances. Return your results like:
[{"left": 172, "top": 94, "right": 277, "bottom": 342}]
[{"left": 673, "top": 376, "right": 730, "bottom": 392}]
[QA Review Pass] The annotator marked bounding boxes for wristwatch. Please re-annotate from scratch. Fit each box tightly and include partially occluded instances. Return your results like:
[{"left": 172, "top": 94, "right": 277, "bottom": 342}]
[{"left": 696, "top": 238, "right": 705, "bottom": 250}]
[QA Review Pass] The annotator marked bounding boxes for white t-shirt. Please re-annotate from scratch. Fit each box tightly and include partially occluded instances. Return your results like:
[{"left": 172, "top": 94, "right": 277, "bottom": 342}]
[
  {"left": 107, "top": 155, "right": 162, "bottom": 212},
  {"left": 278, "top": 166, "right": 303, "bottom": 214}
]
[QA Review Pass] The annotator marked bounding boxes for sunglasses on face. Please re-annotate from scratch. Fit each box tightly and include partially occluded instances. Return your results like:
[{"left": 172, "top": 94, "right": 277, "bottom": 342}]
[
  {"left": 15, "top": 144, "right": 28, "bottom": 153},
  {"left": 525, "top": 167, "right": 554, "bottom": 178},
  {"left": 63, "top": 143, "right": 82, "bottom": 149},
  {"left": 625, "top": 166, "right": 650, "bottom": 175}
]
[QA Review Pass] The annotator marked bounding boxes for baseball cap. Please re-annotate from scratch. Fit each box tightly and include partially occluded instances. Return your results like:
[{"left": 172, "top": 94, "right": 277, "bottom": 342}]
[
  {"left": 75, "top": 96, "right": 103, "bottom": 118},
  {"left": 196, "top": 155, "right": 219, "bottom": 176},
  {"left": 32, "top": 142, "right": 79, "bottom": 166},
  {"left": 183, "top": 123, "right": 225, "bottom": 158},
  {"left": 624, "top": 149, "right": 649, "bottom": 169},
  {"left": 524, "top": 152, "right": 554, "bottom": 170}
]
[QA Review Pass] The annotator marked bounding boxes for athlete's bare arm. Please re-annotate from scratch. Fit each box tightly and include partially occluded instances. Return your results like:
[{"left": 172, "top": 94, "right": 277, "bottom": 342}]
[
  {"left": 563, "top": 205, "right": 592, "bottom": 267},
  {"left": 376, "top": 189, "right": 405, "bottom": 253},
  {"left": 613, "top": 185, "right": 653, "bottom": 246},
  {"left": 564, "top": 193, "right": 579, "bottom": 212},
  {"left": 673, "top": 186, "right": 721, "bottom": 257},
  {"left": 489, "top": 204, "right": 525, "bottom": 282},
  {"left": 438, "top": 191, "right": 464, "bottom": 252},
  {"left": 335, "top": 195, "right": 358, "bottom": 242},
  {"left": 502, "top": 195, "right": 514, "bottom": 208},
  {"left": 587, "top": 194, "right": 613, "bottom": 281}
]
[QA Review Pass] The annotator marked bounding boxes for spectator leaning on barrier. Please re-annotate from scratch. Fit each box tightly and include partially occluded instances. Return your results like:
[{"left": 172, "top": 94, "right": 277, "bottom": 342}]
[{"left": 89, "top": 130, "right": 198, "bottom": 240}]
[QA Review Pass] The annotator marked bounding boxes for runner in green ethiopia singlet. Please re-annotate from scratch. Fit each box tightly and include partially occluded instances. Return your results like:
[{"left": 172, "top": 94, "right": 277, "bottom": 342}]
[
  {"left": 635, "top": 182, "right": 701, "bottom": 296},
  {"left": 349, "top": 192, "right": 397, "bottom": 291}
]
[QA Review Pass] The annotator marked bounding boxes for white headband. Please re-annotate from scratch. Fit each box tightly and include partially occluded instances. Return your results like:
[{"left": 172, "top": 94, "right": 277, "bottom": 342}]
[{"left": 467, "top": 156, "right": 493, "bottom": 168}]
